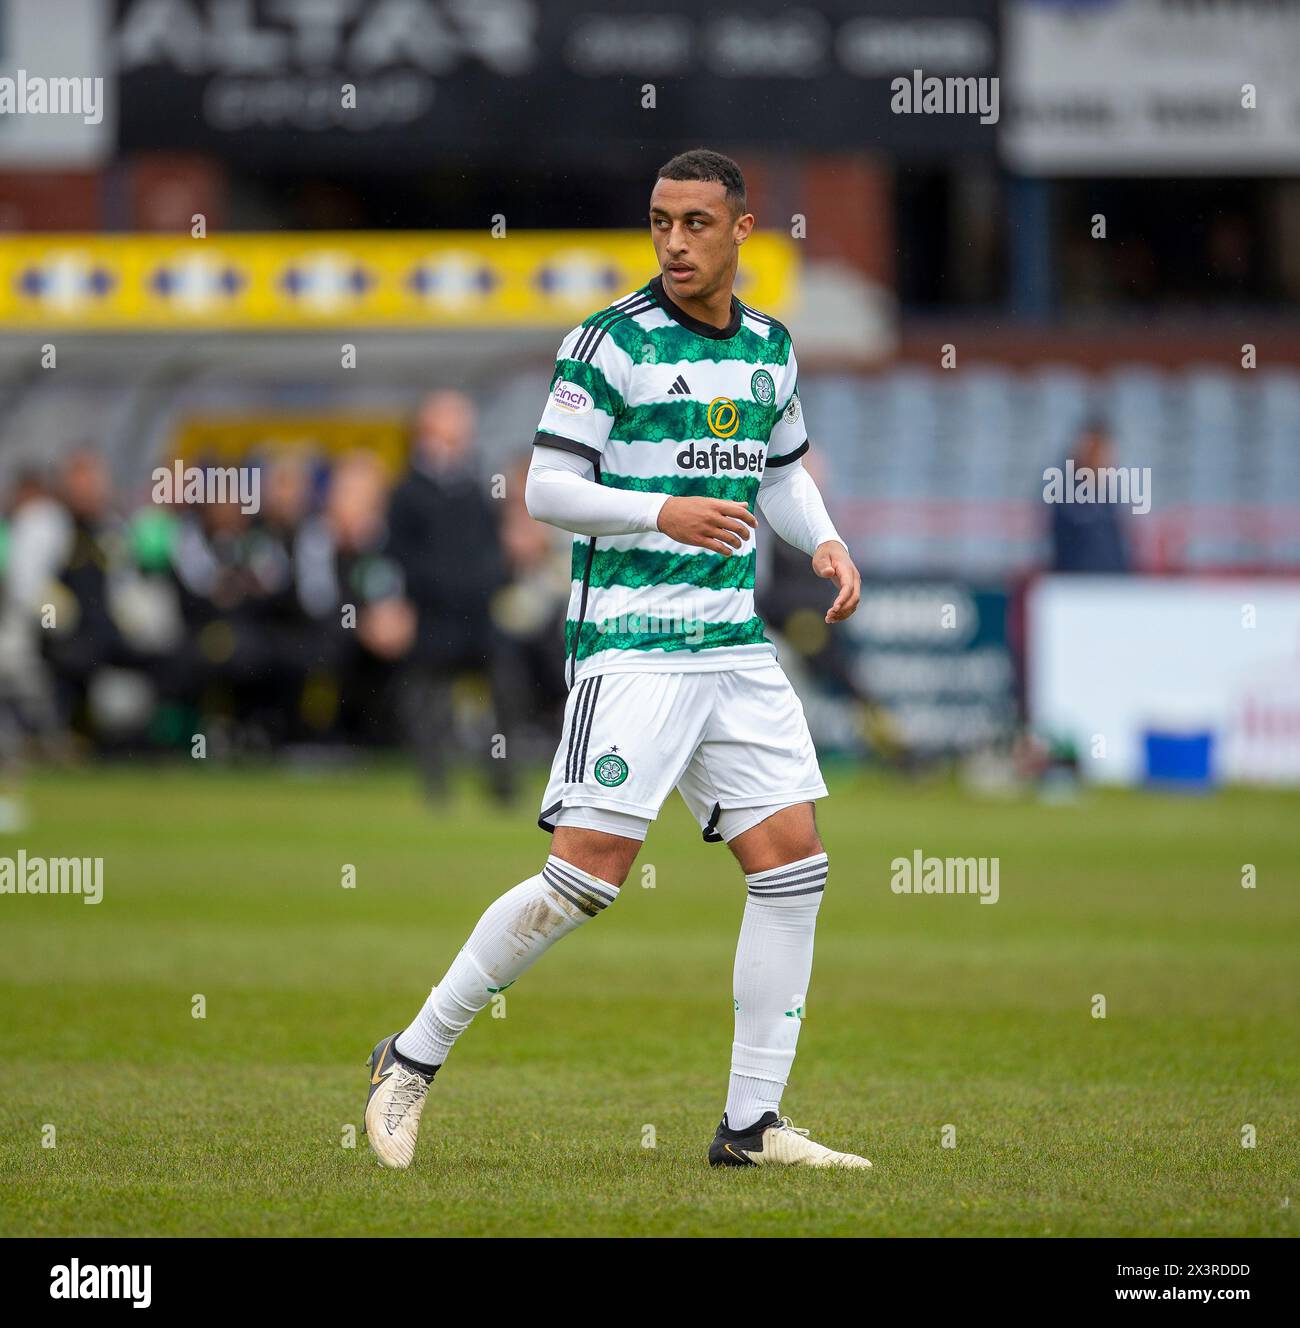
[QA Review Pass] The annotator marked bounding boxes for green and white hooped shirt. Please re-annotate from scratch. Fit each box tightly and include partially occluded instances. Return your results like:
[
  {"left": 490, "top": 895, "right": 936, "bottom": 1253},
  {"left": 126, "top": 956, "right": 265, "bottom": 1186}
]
[{"left": 534, "top": 274, "right": 810, "bottom": 687}]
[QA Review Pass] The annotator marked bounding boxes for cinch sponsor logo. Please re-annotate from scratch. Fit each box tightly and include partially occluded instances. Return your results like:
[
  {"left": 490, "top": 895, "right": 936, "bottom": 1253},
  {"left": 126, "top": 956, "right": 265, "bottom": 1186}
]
[
  {"left": 50, "top": 1260, "right": 151, "bottom": 1308},
  {"left": 675, "top": 440, "right": 764, "bottom": 474},
  {"left": 551, "top": 380, "right": 593, "bottom": 414}
]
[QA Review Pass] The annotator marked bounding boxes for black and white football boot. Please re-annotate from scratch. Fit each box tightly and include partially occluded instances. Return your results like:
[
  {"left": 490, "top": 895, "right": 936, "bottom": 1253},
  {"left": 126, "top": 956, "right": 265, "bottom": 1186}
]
[
  {"left": 363, "top": 1033, "right": 439, "bottom": 1169},
  {"left": 708, "top": 1111, "right": 872, "bottom": 1169}
]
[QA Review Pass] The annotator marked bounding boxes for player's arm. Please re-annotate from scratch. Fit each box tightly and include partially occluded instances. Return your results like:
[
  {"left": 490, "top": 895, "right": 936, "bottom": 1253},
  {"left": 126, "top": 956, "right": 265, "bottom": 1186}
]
[
  {"left": 758, "top": 459, "right": 859, "bottom": 623},
  {"left": 759, "top": 342, "right": 860, "bottom": 622},
  {"left": 525, "top": 446, "right": 663, "bottom": 535},
  {"left": 526, "top": 448, "right": 757, "bottom": 552},
  {"left": 526, "top": 320, "right": 756, "bottom": 552},
  {"left": 527, "top": 322, "right": 651, "bottom": 536}
]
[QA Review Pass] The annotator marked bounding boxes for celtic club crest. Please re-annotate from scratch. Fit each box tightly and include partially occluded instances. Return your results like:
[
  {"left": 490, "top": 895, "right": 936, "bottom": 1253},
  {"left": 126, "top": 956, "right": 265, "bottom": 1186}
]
[{"left": 593, "top": 752, "right": 629, "bottom": 786}]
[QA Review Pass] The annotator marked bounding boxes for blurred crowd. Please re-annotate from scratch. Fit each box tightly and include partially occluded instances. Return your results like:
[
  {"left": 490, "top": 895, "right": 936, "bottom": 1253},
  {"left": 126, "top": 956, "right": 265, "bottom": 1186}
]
[
  {"left": 0, "top": 399, "right": 1134, "bottom": 793},
  {"left": 0, "top": 392, "right": 571, "bottom": 801}
]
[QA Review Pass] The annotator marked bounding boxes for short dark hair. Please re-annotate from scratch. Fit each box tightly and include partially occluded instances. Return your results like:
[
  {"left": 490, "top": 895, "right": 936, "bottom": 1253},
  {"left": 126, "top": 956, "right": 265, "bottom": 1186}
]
[{"left": 656, "top": 148, "right": 747, "bottom": 216}]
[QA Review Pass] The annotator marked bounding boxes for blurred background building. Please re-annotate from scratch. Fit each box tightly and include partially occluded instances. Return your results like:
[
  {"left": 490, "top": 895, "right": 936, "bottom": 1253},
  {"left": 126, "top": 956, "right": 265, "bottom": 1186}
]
[{"left": 1, "top": 0, "right": 1298, "bottom": 792}]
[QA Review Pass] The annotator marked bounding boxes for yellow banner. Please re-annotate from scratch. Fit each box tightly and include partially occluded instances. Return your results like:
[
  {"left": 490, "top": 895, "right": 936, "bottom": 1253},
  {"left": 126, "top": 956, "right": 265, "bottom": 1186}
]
[
  {"left": 167, "top": 415, "right": 410, "bottom": 474},
  {"left": 0, "top": 231, "right": 797, "bottom": 330}
]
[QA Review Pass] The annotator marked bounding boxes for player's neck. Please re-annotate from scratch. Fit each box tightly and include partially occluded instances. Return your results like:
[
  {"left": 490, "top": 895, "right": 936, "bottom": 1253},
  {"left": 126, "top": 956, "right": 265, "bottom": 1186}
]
[{"left": 662, "top": 273, "right": 736, "bottom": 331}]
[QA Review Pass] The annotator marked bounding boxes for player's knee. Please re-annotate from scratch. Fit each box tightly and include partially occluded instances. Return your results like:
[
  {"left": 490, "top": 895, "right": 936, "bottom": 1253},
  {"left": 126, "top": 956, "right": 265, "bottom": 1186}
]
[
  {"left": 785, "top": 827, "right": 825, "bottom": 864},
  {"left": 787, "top": 845, "right": 828, "bottom": 889},
  {"left": 732, "top": 803, "right": 823, "bottom": 874},
  {"left": 549, "top": 827, "right": 638, "bottom": 889}
]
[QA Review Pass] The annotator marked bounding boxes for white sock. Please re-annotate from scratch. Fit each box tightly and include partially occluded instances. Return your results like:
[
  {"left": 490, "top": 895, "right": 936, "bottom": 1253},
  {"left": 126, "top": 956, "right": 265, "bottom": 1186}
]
[
  {"left": 395, "top": 856, "right": 620, "bottom": 1067},
  {"left": 726, "top": 1075, "right": 784, "bottom": 1132},
  {"left": 724, "top": 851, "right": 828, "bottom": 1131}
]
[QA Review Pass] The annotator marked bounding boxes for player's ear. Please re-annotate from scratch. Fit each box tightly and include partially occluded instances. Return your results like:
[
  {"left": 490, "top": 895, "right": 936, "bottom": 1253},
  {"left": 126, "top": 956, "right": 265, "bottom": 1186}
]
[{"left": 734, "top": 212, "right": 755, "bottom": 245}]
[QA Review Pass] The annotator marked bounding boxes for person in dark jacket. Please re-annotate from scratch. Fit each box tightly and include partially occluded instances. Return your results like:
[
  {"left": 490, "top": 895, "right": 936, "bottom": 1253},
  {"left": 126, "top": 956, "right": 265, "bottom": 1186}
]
[
  {"left": 1048, "top": 423, "right": 1132, "bottom": 574},
  {"left": 42, "top": 448, "right": 163, "bottom": 740},
  {"left": 387, "top": 391, "right": 517, "bottom": 802}
]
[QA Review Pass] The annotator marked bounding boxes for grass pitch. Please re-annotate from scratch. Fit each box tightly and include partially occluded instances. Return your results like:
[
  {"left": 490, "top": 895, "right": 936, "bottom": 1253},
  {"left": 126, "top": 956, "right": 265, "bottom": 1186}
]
[{"left": 0, "top": 764, "right": 1296, "bottom": 1237}]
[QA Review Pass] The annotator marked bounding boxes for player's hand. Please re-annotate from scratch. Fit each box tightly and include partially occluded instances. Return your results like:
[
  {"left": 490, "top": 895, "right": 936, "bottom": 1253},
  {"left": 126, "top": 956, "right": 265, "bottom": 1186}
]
[
  {"left": 657, "top": 496, "right": 757, "bottom": 555},
  {"left": 813, "top": 540, "right": 860, "bottom": 623}
]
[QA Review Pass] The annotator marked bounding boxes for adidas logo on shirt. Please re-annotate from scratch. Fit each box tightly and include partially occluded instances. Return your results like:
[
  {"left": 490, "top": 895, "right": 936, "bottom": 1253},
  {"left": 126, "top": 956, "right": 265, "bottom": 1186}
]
[{"left": 666, "top": 374, "right": 691, "bottom": 396}]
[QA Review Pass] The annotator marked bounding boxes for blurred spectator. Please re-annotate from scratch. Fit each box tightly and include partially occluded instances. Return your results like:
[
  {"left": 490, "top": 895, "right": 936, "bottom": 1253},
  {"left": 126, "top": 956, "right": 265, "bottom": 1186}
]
[
  {"left": 295, "top": 451, "right": 414, "bottom": 745},
  {"left": 168, "top": 463, "right": 315, "bottom": 747},
  {"left": 255, "top": 449, "right": 314, "bottom": 617},
  {"left": 0, "top": 465, "right": 68, "bottom": 755},
  {"left": 387, "top": 392, "right": 516, "bottom": 802},
  {"left": 41, "top": 447, "right": 162, "bottom": 739},
  {"left": 494, "top": 456, "right": 570, "bottom": 742},
  {"left": 1048, "top": 422, "right": 1132, "bottom": 574},
  {"left": 0, "top": 436, "right": 566, "bottom": 779}
]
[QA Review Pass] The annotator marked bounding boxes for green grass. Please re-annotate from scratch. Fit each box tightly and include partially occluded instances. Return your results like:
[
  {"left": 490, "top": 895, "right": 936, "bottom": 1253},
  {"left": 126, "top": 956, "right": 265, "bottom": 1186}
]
[{"left": 0, "top": 764, "right": 1296, "bottom": 1237}]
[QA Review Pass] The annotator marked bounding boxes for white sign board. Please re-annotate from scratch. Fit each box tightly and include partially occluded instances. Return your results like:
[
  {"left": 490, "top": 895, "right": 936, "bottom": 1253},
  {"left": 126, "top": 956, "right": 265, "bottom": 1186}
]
[
  {"left": 0, "top": 0, "right": 112, "bottom": 167},
  {"left": 1028, "top": 576, "right": 1300, "bottom": 785},
  {"left": 1003, "top": 0, "right": 1300, "bottom": 174}
]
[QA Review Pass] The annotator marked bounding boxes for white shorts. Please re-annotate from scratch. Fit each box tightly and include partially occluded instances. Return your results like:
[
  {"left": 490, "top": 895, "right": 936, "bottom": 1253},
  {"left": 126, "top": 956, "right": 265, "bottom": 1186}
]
[{"left": 538, "top": 663, "right": 827, "bottom": 843}]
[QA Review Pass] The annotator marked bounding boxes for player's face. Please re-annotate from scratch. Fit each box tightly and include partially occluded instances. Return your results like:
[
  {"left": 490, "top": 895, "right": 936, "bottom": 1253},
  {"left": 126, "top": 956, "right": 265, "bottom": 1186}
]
[{"left": 649, "top": 178, "right": 753, "bottom": 303}]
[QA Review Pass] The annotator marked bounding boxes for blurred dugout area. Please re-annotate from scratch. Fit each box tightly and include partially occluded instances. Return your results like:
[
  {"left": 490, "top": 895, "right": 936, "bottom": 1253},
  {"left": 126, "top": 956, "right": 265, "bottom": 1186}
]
[
  {"left": 2, "top": 307, "right": 1299, "bottom": 780},
  {"left": 0, "top": 320, "right": 569, "bottom": 785}
]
